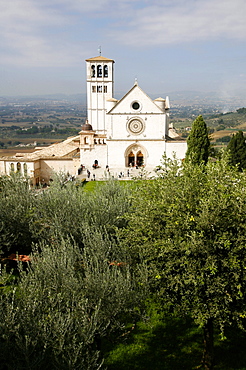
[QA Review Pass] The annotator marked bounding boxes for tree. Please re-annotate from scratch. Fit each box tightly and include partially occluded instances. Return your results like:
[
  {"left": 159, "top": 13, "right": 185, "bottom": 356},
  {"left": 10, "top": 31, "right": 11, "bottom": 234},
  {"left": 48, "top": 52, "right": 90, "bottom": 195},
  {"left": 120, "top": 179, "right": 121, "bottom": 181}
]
[
  {"left": 236, "top": 107, "right": 246, "bottom": 114},
  {"left": 0, "top": 174, "right": 35, "bottom": 257},
  {"left": 0, "top": 177, "right": 147, "bottom": 367},
  {"left": 0, "top": 235, "right": 144, "bottom": 369},
  {"left": 0, "top": 175, "right": 132, "bottom": 258},
  {"left": 121, "top": 155, "right": 246, "bottom": 369},
  {"left": 186, "top": 115, "right": 210, "bottom": 164},
  {"left": 227, "top": 130, "right": 246, "bottom": 170},
  {"left": 30, "top": 177, "right": 131, "bottom": 250}
]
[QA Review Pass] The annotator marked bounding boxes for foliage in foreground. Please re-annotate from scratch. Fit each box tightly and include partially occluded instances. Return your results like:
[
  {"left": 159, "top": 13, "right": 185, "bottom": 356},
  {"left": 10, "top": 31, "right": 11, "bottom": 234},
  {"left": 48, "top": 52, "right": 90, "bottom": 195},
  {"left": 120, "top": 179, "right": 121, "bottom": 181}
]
[
  {"left": 0, "top": 234, "right": 144, "bottom": 369},
  {"left": 0, "top": 174, "right": 35, "bottom": 256},
  {"left": 0, "top": 179, "right": 146, "bottom": 369},
  {"left": 2, "top": 159, "right": 246, "bottom": 369},
  {"left": 121, "top": 155, "right": 246, "bottom": 369},
  {"left": 0, "top": 176, "right": 131, "bottom": 257}
]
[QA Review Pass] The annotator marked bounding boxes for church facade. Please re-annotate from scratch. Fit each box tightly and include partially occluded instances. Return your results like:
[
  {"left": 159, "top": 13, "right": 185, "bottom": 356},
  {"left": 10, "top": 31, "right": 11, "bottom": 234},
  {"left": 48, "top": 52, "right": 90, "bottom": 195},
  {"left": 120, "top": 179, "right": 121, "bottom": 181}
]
[
  {"left": 0, "top": 55, "right": 187, "bottom": 183},
  {"left": 79, "top": 55, "right": 186, "bottom": 172}
]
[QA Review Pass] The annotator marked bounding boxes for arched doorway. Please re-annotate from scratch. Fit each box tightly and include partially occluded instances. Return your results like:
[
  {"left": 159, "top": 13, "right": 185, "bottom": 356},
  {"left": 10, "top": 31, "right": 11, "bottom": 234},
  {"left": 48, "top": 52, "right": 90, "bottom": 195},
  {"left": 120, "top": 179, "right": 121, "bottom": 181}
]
[{"left": 125, "top": 144, "right": 148, "bottom": 167}]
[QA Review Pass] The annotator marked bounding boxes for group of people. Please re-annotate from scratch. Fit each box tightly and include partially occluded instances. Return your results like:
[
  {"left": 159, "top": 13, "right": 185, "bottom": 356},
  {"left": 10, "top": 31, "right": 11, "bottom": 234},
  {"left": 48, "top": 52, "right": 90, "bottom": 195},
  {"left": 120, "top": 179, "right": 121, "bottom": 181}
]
[{"left": 78, "top": 163, "right": 133, "bottom": 181}]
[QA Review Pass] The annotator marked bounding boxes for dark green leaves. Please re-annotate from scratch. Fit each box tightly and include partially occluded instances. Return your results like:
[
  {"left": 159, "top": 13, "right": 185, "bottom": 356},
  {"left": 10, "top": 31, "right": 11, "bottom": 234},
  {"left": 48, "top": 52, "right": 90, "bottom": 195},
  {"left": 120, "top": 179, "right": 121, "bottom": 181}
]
[{"left": 186, "top": 115, "right": 210, "bottom": 165}]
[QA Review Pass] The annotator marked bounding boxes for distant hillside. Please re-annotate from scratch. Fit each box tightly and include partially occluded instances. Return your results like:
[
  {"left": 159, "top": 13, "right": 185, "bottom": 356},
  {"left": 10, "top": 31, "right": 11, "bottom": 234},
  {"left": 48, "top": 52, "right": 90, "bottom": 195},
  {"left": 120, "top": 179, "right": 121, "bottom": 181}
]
[
  {"left": 173, "top": 107, "right": 246, "bottom": 144},
  {"left": 208, "top": 107, "right": 246, "bottom": 143}
]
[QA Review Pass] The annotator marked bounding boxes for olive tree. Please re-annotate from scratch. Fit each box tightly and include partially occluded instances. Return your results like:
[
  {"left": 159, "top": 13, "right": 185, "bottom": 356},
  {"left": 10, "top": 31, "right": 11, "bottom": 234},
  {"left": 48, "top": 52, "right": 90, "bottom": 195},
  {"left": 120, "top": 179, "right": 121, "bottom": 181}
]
[
  {"left": 0, "top": 178, "right": 145, "bottom": 368},
  {"left": 0, "top": 174, "right": 35, "bottom": 256},
  {"left": 0, "top": 174, "right": 131, "bottom": 257},
  {"left": 0, "top": 233, "right": 144, "bottom": 369},
  {"left": 30, "top": 178, "right": 131, "bottom": 249}
]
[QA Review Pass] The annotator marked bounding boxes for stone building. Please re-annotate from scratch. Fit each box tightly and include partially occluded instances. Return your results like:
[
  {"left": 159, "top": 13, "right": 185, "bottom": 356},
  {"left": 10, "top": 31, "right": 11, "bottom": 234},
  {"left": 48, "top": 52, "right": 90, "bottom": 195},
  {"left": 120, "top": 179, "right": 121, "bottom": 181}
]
[
  {"left": 0, "top": 136, "right": 80, "bottom": 185},
  {"left": 0, "top": 55, "right": 187, "bottom": 183},
  {"left": 79, "top": 55, "right": 186, "bottom": 172}
]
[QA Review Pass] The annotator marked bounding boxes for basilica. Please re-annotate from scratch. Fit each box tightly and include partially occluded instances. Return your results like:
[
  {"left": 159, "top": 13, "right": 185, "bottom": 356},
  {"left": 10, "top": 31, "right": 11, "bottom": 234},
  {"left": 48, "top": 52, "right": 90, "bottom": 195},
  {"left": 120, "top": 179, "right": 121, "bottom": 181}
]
[{"left": 0, "top": 55, "right": 187, "bottom": 184}]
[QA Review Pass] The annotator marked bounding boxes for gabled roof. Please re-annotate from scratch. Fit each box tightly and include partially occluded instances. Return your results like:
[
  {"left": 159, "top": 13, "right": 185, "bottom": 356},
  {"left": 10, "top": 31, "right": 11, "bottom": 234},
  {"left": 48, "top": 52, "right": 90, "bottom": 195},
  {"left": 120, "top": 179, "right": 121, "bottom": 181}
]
[
  {"left": 85, "top": 56, "right": 114, "bottom": 62},
  {"left": 107, "top": 82, "right": 165, "bottom": 114},
  {"left": 29, "top": 136, "right": 80, "bottom": 159}
]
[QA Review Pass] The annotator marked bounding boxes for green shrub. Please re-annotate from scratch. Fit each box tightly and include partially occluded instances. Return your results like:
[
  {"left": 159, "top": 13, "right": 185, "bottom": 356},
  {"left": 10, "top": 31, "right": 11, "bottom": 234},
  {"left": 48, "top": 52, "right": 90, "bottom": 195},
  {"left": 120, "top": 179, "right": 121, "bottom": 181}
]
[{"left": 0, "top": 235, "right": 144, "bottom": 369}]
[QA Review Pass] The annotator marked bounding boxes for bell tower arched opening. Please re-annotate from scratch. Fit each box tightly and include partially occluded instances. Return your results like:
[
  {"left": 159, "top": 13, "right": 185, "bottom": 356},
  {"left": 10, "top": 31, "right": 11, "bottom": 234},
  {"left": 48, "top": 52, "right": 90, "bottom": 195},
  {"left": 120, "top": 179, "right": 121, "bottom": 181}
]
[
  {"left": 91, "top": 65, "right": 95, "bottom": 77},
  {"left": 97, "top": 65, "right": 102, "bottom": 77},
  {"left": 103, "top": 65, "right": 108, "bottom": 77}
]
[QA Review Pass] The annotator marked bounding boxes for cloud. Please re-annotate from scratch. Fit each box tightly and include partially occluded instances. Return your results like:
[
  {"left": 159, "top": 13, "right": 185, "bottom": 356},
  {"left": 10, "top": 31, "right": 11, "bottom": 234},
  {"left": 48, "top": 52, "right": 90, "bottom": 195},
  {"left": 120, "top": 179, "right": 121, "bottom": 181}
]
[
  {"left": 1, "top": 33, "right": 85, "bottom": 68},
  {"left": 111, "top": 0, "right": 246, "bottom": 46},
  {"left": 0, "top": 0, "right": 76, "bottom": 67},
  {"left": 0, "top": 0, "right": 65, "bottom": 32},
  {"left": 0, "top": 0, "right": 246, "bottom": 68},
  {"left": 0, "top": 0, "right": 114, "bottom": 67},
  {"left": 36, "top": 0, "right": 141, "bottom": 15}
]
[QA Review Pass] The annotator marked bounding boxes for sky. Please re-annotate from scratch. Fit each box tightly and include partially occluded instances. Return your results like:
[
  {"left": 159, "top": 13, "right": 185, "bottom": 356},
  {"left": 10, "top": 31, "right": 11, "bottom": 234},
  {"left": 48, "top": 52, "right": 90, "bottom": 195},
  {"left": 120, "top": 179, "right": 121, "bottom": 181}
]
[{"left": 1, "top": 0, "right": 246, "bottom": 98}]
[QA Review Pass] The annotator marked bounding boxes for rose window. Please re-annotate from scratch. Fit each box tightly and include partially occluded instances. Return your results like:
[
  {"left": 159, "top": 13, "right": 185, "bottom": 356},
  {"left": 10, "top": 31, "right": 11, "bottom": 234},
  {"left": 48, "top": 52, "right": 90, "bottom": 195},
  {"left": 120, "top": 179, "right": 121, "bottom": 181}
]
[{"left": 128, "top": 119, "right": 145, "bottom": 135}]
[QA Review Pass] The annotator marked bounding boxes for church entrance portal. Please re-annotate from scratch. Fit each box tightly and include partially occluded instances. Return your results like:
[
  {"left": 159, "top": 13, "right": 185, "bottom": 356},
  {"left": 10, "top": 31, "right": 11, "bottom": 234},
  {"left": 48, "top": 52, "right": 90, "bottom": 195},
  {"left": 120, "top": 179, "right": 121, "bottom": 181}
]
[{"left": 126, "top": 145, "right": 147, "bottom": 167}]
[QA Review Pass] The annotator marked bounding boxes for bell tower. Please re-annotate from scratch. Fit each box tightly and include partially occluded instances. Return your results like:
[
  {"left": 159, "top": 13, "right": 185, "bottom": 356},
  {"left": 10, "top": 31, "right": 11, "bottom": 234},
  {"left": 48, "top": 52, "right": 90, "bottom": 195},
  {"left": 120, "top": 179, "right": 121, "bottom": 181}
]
[{"left": 85, "top": 55, "right": 114, "bottom": 134}]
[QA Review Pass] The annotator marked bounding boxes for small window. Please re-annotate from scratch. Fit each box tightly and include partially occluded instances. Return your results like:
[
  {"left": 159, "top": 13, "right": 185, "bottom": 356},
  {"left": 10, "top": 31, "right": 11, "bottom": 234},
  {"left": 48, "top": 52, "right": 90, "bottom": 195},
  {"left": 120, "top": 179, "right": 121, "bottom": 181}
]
[
  {"left": 97, "top": 86, "right": 102, "bottom": 93},
  {"left": 91, "top": 65, "right": 95, "bottom": 77},
  {"left": 104, "top": 65, "right": 108, "bottom": 77},
  {"left": 92, "top": 86, "right": 96, "bottom": 93},
  {"left": 10, "top": 163, "right": 14, "bottom": 172},
  {"left": 17, "top": 162, "right": 21, "bottom": 172},
  {"left": 104, "top": 86, "right": 107, "bottom": 93},
  {"left": 97, "top": 65, "right": 102, "bottom": 78},
  {"left": 132, "top": 101, "right": 140, "bottom": 110}
]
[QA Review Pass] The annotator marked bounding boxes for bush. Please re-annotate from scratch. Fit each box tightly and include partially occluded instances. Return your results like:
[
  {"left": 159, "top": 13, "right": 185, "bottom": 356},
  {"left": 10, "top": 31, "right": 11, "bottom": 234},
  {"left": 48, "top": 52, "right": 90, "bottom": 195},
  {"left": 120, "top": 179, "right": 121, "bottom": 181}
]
[
  {"left": 0, "top": 235, "right": 144, "bottom": 369},
  {"left": 216, "top": 135, "right": 231, "bottom": 143},
  {"left": 0, "top": 176, "right": 132, "bottom": 257},
  {"left": 0, "top": 174, "right": 35, "bottom": 256}
]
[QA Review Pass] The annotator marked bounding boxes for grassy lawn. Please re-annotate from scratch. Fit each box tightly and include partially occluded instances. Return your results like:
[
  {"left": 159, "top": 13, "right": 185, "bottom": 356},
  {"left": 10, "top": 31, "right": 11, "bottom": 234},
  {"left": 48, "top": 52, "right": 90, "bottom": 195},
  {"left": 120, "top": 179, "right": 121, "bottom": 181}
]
[
  {"left": 103, "top": 305, "right": 246, "bottom": 370},
  {"left": 81, "top": 179, "right": 137, "bottom": 192},
  {"left": 104, "top": 311, "right": 202, "bottom": 370},
  {"left": 81, "top": 180, "right": 107, "bottom": 192}
]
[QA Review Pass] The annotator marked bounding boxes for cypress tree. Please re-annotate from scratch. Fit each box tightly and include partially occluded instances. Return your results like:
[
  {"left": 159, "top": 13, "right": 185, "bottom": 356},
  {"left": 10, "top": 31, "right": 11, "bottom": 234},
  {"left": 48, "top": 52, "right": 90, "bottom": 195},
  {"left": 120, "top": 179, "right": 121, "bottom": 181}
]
[
  {"left": 186, "top": 115, "right": 210, "bottom": 165},
  {"left": 227, "top": 130, "right": 246, "bottom": 170}
]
